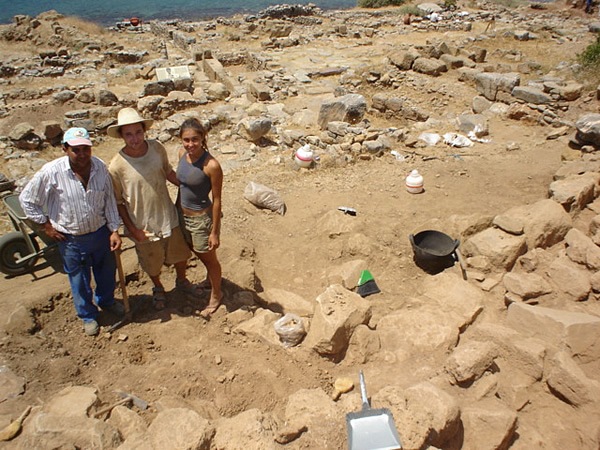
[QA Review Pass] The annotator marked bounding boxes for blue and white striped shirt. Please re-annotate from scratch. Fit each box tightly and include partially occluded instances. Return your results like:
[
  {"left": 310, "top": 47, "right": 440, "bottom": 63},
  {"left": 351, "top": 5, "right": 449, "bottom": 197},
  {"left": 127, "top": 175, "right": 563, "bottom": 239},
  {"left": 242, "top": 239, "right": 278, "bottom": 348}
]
[{"left": 19, "top": 156, "right": 120, "bottom": 235}]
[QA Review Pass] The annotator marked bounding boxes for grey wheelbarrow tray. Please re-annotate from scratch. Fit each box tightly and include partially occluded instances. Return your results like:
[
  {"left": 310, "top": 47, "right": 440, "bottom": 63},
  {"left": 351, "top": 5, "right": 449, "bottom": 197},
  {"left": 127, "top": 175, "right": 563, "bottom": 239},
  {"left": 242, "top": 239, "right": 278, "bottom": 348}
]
[
  {"left": 346, "top": 371, "right": 402, "bottom": 450},
  {"left": 0, "top": 193, "right": 57, "bottom": 276}
]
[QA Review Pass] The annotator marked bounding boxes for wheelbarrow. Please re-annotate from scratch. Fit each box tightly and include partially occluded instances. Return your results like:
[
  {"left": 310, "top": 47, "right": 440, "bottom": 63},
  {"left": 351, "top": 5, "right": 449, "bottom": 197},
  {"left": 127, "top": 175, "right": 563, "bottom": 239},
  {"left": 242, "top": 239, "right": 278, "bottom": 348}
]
[{"left": 0, "top": 193, "right": 57, "bottom": 276}]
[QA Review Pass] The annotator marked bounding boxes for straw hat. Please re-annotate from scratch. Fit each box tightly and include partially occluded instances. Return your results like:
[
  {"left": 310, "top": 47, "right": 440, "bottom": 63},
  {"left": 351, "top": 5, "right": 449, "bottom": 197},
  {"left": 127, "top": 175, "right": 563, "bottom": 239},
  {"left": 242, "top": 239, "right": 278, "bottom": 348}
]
[{"left": 107, "top": 108, "right": 154, "bottom": 138}]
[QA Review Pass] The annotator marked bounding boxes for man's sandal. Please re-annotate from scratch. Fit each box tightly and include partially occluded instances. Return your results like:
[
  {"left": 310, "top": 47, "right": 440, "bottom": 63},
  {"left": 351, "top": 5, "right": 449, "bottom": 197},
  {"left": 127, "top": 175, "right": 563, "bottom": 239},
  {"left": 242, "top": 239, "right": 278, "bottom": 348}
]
[
  {"left": 176, "top": 279, "right": 206, "bottom": 298},
  {"left": 152, "top": 287, "right": 167, "bottom": 311}
]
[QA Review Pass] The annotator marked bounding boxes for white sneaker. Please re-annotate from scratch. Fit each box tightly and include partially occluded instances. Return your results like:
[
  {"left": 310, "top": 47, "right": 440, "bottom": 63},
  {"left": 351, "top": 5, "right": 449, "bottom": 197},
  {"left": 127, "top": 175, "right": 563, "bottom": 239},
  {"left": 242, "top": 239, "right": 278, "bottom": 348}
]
[{"left": 83, "top": 320, "right": 99, "bottom": 336}]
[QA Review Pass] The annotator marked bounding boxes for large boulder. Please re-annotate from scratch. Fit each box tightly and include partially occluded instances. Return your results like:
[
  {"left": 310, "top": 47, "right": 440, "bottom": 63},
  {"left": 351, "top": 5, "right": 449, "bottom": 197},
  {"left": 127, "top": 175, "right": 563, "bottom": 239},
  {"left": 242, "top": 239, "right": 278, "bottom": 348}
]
[
  {"left": 507, "top": 302, "right": 600, "bottom": 365},
  {"left": 377, "top": 382, "right": 460, "bottom": 449},
  {"left": 549, "top": 172, "right": 600, "bottom": 212},
  {"left": 461, "top": 399, "right": 518, "bottom": 450},
  {"left": 412, "top": 57, "right": 448, "bottom": 76},
  {"left": 318, "top": 94, "right": 366, "bottom": 130},
  {"left": 475, "top": 72, "right": 520, "bottom": 101},
  {"left": 511, "top": 86, "right": 552, "bottom": 104},
  {"left": 575, "top": 113, "right": 600, "bottom": 147},
  {"left": 463, "top": 227, "right": 527, "bottom": 271},
  {"left": 303, "top": 284, "right": 371, "bottom": 359},
  {"left": 492, "top": 199, "right": 572, "bottom": 249}
]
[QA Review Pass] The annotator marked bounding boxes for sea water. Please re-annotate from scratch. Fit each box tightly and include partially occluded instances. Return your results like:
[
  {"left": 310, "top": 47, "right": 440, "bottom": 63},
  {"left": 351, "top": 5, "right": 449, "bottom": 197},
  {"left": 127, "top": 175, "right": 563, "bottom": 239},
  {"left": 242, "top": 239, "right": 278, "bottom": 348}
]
[{"left": 0, "top": 0, "right": 357, "bottom": 26}]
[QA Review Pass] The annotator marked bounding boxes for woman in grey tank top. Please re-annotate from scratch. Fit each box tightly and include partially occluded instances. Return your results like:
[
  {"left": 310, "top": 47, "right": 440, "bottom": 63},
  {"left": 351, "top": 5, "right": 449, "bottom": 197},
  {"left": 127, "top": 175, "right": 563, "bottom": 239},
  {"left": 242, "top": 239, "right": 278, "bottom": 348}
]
[{"left": 177, "top": 118, "right": 223, "bottom": 319}]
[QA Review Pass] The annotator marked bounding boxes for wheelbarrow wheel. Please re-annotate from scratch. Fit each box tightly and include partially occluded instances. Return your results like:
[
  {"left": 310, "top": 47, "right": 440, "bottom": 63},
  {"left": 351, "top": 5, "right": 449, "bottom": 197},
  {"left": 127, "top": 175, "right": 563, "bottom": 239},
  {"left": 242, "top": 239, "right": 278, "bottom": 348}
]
[{"left": 0, "top": 232, "right": 40, "bottom": 275}]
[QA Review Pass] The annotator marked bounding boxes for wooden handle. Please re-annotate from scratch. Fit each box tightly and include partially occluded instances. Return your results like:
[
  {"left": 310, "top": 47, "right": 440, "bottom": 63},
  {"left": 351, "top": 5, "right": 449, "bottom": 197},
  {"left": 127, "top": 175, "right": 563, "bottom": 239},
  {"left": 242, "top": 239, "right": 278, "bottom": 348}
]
[
  {"left": 93, "top": 397, "right": 132, "bottom": 418},
  {"left": 115, "top": 249, "right": 130, "bottom": 313}
]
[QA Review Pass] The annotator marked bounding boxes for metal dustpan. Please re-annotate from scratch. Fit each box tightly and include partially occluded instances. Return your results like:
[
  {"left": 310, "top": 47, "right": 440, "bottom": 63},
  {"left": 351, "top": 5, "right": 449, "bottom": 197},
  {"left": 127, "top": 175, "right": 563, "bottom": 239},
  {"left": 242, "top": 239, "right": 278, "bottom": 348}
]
[{"left": 346, "top": 371, "right": 402, "bottom": 450}]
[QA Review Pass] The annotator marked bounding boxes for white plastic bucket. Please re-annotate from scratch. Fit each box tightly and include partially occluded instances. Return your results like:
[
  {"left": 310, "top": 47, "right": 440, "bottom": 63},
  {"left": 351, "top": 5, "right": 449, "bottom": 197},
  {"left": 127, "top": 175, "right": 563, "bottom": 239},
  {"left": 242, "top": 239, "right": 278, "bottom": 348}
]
[
  {"left": 294, "top": 145, "right": 313, "bottom": 168},
  {"left": 406, "top": 169, "right": 424, "bottom": 194}
]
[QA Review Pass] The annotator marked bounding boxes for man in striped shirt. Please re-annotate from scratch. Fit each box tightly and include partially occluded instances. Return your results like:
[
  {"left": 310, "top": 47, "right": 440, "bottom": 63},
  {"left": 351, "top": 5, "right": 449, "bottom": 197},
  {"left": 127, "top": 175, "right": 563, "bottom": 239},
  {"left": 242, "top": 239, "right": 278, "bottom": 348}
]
[{"left": 19, "top": 127, "right": 124, "bottom": 336}]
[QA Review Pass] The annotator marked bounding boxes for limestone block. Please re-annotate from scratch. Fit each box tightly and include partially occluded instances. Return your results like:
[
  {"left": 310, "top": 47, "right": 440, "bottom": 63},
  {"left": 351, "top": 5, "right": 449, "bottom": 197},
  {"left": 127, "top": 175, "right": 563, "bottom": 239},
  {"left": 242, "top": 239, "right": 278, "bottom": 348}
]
[
  {"left": 206, "top": 82, "right": 230, "bottom": 101},
  {"left": 377, "top": 382, "right": 460, "bottom": 450},
  {"left": 148, "top": 408, "right": 214, "bottom": 449},
  {"left": 546, "top": 352, "right": 600, "bottom": 406},
  {"left": 420, "top": 272, "right": 485, "bottom": 326},
  {"left": 303, "top": 284, "right": 371, "bottom": 358},
  {"left": 260, "top": 288, "right": 314, "bottom": 317},
  {"left": 285, "top": 388, "right": 337, "bottom": 425},
  {"left": 508, "top": 338, "right": 546, "bottom": 381},
  {"left": 493, "top": 213, "right": 524, "bottom": 235},
  {"left": 461, "top": 399, "right": 518, "bottom": 450},
  {"left": 248, "top": 82, "right": 271, "bottom": 101},
  {"left": 457, "top": 113, "right": 488, "bottom": 136},
  {"left": 463, "top": 227, "right": 527, "bottom": 271},
  {"left": 557, "top": 83, "right": 583, "bottom": 101},
  {"left": 502, "top": 272, "right": 552, "bottom": 300},
  {"left": 237, "top": 116, "right": 272, "bottom": 141},
  {"left": 388, "top": 48, "right": 420, "bottom": 70},
  {"left": 511, "top": 86, "right": 551, "bottom": 104},
  {"left": 549, "top": 172, "right": 600, "bottom": 212},
  {"left": 472, "top": 95, "right": 492, "bottom": 114},
  {"left": 440, "top": 53, "right": 464, "bottom": 70},
  {"left": 475, "top": 72, "right": 520, "bottom": 101},
  {"left": 46, "top": 386, "right": 98, "bottom": 417},
  {"left": 107, "top": 405, "right": 147, "bottom": 441},
  {"left": 494, "top": 199, "right": 572, "bottom": 250},
  {"left": 97, "top": 89, "right": 119, "bottom": 106},
  {"left": 283, "top": 388, "right": 339, "bottom": 445},
  {"left": 325, "top": 259, "right": 367, "bottom": 290},
  {"left": 458, "top": 67, "right": 481, "bottom": 83},
  {"left": 545, "top": 256, "right": 591, "bottom": 301},
  {"left": 203, "top": 58, "right": 228, "bottom": 83},
  {"left": 345, "top": 324, "right": 381, "bottom": 364},
  {"left": 24, "top": 413, "right": 121, "bottom": 449},
  {"left": 137, "top": 95, "right": 163, "bottom": 115},
  {"left": 157, "top": 91, "right": 205, "bottom": 118},
  {"left": 554, "top": 160, "right": 600, "bottom": 180},
  {"left": 233, "top": 308, "right": 281, "bottom": 347},
  {"left": 76, "top": 88, "right": 95, "bottom": 103},
  {"left": 412, "top": 57, "right": 448, "bottom": 76},
  {"left": 565, "top": 228, "right": 600, "bottom": 270},
  {"left": 507, "top": 302, "right": 600, "bottom": 364},
  {"left": 141, "top": 80, "right": 173, "bottom": 97},
  {"left": 575, "top": 113, "right": 600, "bottom": 147},
  {"left": 445, "top": 340, "right": 497, "bottom": 385},
  {"left": 377, "top": 305, "right": 459, "bottom": 360},
  {"left": 318, "top": 94, "right": 367, "bottom": 130}
]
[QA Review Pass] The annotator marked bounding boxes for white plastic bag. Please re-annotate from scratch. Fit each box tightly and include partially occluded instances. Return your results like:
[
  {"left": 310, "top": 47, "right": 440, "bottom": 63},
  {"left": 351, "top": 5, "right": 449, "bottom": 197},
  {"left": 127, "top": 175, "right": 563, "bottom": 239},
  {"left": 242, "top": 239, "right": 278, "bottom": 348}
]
[
  {"left": 418, "top": 132, "right": 441, "bottom": 146},
  {"left": 243, "top": 181, "right": 286, "bottom": 215},
  {"left": 273, "top": 313, "right": 306, "bottom": 347},
  {"left": 443, "top": 132, "right": 474, "bottom": 148}
]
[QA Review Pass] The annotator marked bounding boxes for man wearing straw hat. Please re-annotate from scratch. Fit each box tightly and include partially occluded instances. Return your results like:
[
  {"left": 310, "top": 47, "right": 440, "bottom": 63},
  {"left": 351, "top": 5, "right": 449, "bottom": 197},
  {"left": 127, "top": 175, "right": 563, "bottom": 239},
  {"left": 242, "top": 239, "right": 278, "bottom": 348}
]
[
  {"left": 19, "top": 127, "right": 124, "bottom": 336},
  {"left": 107, "top": 108, "right": 201, "bottom": 310}
]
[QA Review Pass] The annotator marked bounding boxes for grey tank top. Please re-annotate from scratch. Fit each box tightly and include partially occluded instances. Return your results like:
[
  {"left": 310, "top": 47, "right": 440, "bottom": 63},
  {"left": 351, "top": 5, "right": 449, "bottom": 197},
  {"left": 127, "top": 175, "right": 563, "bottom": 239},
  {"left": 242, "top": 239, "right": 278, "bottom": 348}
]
[{"left": 177, "top": 151, "right": 212, "bottom": 211}]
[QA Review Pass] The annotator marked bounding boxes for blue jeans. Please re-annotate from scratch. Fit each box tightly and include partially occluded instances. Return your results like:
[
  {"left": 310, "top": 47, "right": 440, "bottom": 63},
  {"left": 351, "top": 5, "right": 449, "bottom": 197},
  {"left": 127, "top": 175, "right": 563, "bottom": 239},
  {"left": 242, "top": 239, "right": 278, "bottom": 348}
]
[{"left": 57, "top": 226, "right": 116, "bottom": 322}]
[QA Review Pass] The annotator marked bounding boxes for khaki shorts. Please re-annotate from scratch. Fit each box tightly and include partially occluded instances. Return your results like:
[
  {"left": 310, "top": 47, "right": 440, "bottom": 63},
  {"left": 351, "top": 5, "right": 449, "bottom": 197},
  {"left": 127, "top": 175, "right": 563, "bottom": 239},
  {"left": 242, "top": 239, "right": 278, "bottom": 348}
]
[
  {"left": 135, "top": 226, "right": 191, "bottom": 277},
  {"left": 181, "top": 212, "right": 213, "bottom": 254}
]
